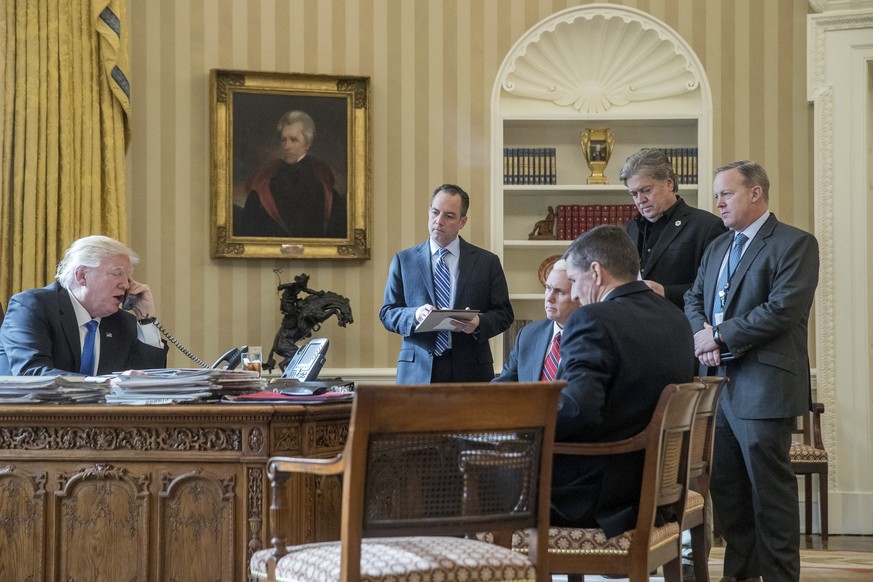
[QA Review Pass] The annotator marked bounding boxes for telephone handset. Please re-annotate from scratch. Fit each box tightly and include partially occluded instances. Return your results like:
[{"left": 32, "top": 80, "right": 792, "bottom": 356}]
[
  {"left": 282, "top": 338, "right": 329, "bottom": 381},
  {"left": 211, "top": 346, "right": 246, "bottom": 370},
  {"left": 121, "top": 292, "right": 139, "bottom": 312},
  {"left": 121, "top": 292, "right": 244, "bottom": 370}
]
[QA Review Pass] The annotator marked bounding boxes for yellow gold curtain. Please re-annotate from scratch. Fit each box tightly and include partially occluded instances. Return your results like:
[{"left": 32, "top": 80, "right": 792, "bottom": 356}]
[{"left": 0, "top": 0, "right": 130, "bottom": 303}]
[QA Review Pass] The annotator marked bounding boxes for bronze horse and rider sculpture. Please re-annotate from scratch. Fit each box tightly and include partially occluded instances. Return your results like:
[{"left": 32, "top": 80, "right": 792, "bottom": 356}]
[{"left": 266, "top": 273, "right": 354, "bottom": 372}]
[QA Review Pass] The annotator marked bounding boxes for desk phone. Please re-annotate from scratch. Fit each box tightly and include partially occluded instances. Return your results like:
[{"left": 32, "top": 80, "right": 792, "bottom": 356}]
[{"left": 282, "top": 338, "right": 329, "bottom": 381}]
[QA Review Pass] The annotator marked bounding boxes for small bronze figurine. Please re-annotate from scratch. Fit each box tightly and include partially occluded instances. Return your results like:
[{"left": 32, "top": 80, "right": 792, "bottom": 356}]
[
  {"left": 267, "top": 273, "right": 353, "bottom": 371},
  {"left": 528, "top": 206, "right": 556, "bottom": 240}
]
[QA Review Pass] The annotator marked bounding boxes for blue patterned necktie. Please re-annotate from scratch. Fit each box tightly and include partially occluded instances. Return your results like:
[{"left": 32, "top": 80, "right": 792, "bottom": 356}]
[
  {"left": 713, "top": 233, "right": 748, "bottom": 317},
  {"left": 433, "top": 247, "right": 452, "bottom": 355},
  {"left": 80, "top": 320, "right": 99, "bottom": 375}
]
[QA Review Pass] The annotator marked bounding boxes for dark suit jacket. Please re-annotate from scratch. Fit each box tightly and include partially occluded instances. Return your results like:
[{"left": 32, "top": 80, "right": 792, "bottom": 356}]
[
  {"left": 626, "top": 198, "right": 727, "bottom": 308},
  {"left": 380, "top": 237, "right": 514, "bottom": 384},
  {"left": 492, "top": 318, "right": 553, "bottom": 383},
  {"left": 684, "top": 213, "right": 819, "bottom": 419},
  {"left": 551, "top": 281, "right": 694, "bottom": 538},
  {"left": 0, "top": 282, "right": 169, "bottom": 376}
]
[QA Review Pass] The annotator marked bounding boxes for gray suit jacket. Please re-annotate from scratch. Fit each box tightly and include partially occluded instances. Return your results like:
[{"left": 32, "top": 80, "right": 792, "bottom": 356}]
[
  {"left": 380, "top": 237, "right": 513, "bottom": 384},
  {"left": 684, "top": 214, "right": 819, "bottom": 418},
  {"left": 492, "top": 318, "right": 554, "bottom": 383},
  {"left": 0, "top": 282, "right": 168, "bottom": 376}
]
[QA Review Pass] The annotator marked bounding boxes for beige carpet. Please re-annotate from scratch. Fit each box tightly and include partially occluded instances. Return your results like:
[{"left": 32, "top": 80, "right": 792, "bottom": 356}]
[{"left": 551, "top": 546, "right": 873, "bottom": 581}]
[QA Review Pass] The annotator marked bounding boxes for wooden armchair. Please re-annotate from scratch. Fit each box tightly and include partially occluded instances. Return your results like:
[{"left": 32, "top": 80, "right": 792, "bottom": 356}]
[
  {"left": 681, "top": 376, "right": 727, "bottom": 582},
  {"left": 249, "top": 381, "right": 564, "bottom": 582},
  {"left": 512, "top": 382, "right": 704, "bottom": 582},
  {"left": 790, "top": 402, "right": 828, "bottom": 544}
]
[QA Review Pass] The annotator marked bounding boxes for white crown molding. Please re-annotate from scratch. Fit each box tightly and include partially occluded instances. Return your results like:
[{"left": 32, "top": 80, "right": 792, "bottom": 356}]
[
  {"left": 809, "top": 10, "right": 873, "bottom": 95},
  {"left": 809, "top": 0, "right": 873, "bottom": 13}
]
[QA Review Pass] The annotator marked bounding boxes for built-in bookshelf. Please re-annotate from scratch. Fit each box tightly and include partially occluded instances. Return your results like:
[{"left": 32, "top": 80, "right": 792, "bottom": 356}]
[{"left": 490, "top": 5, "right": 713, "bottom": 331}]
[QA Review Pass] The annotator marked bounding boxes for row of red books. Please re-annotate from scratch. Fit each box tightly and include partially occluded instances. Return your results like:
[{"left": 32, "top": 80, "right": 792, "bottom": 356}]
[{"left": 556, "top": 204, "right": 638, "bottom": 240}]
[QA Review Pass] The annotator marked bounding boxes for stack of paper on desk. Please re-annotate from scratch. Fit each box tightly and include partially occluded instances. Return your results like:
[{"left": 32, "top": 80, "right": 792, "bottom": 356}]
[
  {"left": 108, "top": 369, "right": 214, "bottom": 404},
  {"left": 0, "top": 376, "right": 110, "bottom": 404}
]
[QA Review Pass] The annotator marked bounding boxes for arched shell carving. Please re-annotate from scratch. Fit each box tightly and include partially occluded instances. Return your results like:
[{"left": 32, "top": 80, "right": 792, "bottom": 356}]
[{"left": 502, "top": 11, "right": 699, "bottom": 114}]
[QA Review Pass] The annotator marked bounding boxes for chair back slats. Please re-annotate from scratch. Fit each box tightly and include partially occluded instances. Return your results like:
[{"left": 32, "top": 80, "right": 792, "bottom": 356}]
[
  {"left": 339, "top": 381, "right": 565, "bottom": 582},
  {"left": 689, "top": 422, "right": 708, "bottom": 475},
  {"left": 653, "top": 385, "right": 702, "bottom": 511},
  {"left": 689, "top": 376, "right": 727, "bottom": 484},
  {"left": 657, "top": 431, "right": 686, "bottom": 504},
  {"left": 361, "top": 428, "right": 543, "bottom": 537}
]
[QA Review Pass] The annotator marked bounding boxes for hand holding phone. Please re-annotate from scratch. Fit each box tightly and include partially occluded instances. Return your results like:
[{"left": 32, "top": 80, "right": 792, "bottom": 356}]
[{"left": 122, "top": 278, "right": 157, "bottom": 321}]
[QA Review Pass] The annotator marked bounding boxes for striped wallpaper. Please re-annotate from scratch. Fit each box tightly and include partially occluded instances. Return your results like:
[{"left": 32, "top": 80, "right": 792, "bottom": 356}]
[{"left": 126, "top": 0, "right": 814, "bottom": 371}]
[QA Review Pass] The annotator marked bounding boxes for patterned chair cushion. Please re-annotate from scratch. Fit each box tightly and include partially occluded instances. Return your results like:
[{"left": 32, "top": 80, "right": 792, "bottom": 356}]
[
  {"left": 789, "top": 441, "right": 827, "bottom": 462},
  {"left": 510, "top": 522, "right": 680, "bottom": 556},
  {"left": 684, "top": 490, "right": 705, "bottom": 513},
  {"left": 250, "top": 536, "right": 537, "bottom": 582}
]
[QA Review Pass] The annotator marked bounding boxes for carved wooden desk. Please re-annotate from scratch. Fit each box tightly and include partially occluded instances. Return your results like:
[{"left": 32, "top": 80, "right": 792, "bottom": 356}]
[{"left": 0, "top": 402, "right": 350, "bottom": 581}]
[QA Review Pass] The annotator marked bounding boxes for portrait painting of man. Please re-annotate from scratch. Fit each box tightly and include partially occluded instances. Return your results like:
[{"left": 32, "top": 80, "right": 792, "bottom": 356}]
[
  {"left": 210, "top": 70, "right": 370, "bottom": 260},
  {"left": 231, "top": 94, "right": 348, "bottom": 239}
]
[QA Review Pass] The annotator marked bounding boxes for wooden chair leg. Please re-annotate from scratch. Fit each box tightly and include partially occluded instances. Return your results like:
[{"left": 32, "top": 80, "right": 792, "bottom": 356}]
[
  {"left": 691, "top": 523, "right": 710, "bottom": 582},
  {"left": 661, "top": 556, "right": 682, "bottom": 582},
  {"left": 820, "top": 471, "right": 829, "bottom": 546},
  {"left": 804, "top": 474, "right": 813, "bottom": 536}
]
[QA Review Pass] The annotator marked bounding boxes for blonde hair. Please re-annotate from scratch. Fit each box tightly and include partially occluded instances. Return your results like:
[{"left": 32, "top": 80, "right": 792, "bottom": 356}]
[{"left": 56, "top": 236, "right": 139, "bottom": 288}]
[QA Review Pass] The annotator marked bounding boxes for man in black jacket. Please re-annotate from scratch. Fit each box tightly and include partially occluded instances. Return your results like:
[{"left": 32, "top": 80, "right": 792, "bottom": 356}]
[
  {"left": 622, "top": 148, "right": 726, "bottom": 309},
  {"left": 552, "top": 225, "right": 694, "bottom": 537}
]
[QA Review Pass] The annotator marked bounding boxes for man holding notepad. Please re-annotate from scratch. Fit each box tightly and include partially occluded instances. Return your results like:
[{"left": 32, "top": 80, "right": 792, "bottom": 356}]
[{"left": 380, "top": 184, "right": 513, "bottom": 384}]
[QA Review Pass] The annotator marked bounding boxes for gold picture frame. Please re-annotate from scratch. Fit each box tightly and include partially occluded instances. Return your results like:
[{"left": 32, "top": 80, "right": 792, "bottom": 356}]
[{"left": 210, "top": 69, "right": 370, "bottom": 259}]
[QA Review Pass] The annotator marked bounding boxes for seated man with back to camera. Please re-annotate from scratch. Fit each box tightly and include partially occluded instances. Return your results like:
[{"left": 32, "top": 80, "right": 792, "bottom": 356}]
[
  {"left": 493, "top": 259, "right": 578, "bottom": 383},
  {"left": 552, "top": 225, "right": 695, "bottom": 538},
  {"left": 0, "top": 235, "right": 168, "bottom": 376}
]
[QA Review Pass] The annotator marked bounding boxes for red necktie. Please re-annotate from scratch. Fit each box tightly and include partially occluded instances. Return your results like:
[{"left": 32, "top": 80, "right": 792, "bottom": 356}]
[{"left": 540, "top": 331, "right": 561, "bottom": 381}]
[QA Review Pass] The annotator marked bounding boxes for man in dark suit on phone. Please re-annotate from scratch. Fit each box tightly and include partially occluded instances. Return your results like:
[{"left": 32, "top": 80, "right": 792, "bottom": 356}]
[
  {"left": 493, "top": 259, "right": 578, "bottom": 383},
  {"left": 0, "top": 235, "right": 168, "bottom": 376},
  {"left": 622, "top": 148, "right": 726, "bottom": 309},
  {"left": 380, "top": 184, "right": 514, "bottom": 384},
  {"left": 552, "top": 225, "right": 694, "bottom": 537},
  {"left": 685, "top": 161, "right": 818, "bottom": 582}
]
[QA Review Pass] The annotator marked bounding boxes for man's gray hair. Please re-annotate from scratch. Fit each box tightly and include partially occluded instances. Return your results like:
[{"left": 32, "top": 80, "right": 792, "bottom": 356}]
[
  {"left": 551, "top": 259, "right": 567, "bottom": 272},
  {"left": 619, "top": 148, "right": 678, "bottom": 193},
  {"left": 277, "top": 110, "right": 316, "bottom": 147},
  {"left": 56, "top": 235, "right": 139, "bottom": 288}
]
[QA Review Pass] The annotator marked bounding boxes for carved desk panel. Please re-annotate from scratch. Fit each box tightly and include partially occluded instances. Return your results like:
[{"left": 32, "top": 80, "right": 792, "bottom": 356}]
[{"left": 0, "top": 403, "right": 350, "bottom": 582}]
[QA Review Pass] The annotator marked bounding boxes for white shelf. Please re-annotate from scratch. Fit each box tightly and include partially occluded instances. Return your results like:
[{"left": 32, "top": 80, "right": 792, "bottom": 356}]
[
  {"left": 500, "top": 116, "right": 699, "bottom": 125},
  {"left": 511, "top": 293, "right": 547, "bottom": 301},
  {"left": 504, "top": 239, "right": 570, "bottom": 249},
  {"left": 503, "top": 184, "right": 627, "bottom": 192},
  {"left": 502, "top": 184, "right": 700, "bottom": 194}
]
